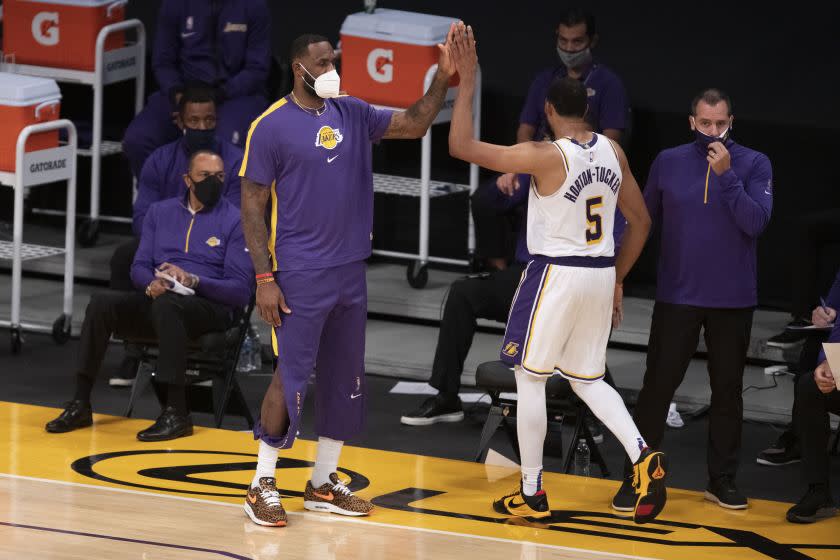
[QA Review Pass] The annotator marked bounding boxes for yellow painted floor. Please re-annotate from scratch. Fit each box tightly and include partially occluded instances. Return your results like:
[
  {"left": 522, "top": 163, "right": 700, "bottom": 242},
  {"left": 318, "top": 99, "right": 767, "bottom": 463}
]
[{"left": 1, "top": 402, "right": 838, "bottom": 559}]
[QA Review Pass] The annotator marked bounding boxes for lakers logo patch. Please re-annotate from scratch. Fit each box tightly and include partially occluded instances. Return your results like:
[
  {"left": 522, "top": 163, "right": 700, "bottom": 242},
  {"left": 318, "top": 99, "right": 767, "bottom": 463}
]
[
  {"left": 315, "top": 126, "right": 343, "bottom": 150},
  {"left": 205, "top": 236, "right": 221, "bottom": 247},
  {"left": 502, "top": 342, "right": 520, "bottom": 357}
]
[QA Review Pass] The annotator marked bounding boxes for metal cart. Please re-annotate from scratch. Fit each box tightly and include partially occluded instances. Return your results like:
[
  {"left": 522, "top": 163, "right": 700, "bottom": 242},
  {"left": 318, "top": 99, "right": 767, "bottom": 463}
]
[
  {"left": 0, "top": 119, "right": 78, "bottom": 353},
  {"left": 372, "top": 64, "right": 482, "bottom": 288},
  {"left": 1, "top": 18, "right": 146, "bottom": 247}
]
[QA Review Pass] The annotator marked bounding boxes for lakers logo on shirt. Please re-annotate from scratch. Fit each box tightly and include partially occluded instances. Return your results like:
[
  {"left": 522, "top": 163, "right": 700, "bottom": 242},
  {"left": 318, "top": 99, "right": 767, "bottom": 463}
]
[
  {"left": 503, "top": 342, "right": 520, "bottom": 357},
  {"left": 315, "top": 126, "right": 344, "bottom": 150},
  {"left": 205, "top": 236, "right": 221, "bottom": 247}
]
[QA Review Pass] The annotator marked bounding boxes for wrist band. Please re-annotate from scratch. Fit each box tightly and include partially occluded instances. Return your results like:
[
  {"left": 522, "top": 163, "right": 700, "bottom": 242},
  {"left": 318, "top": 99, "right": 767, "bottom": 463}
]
[
  {"left": 255, "top": 272, "right": 273, "bottom": 279},
  {"left": 256, "top": 277, "right": 274, "bottom": 287}
]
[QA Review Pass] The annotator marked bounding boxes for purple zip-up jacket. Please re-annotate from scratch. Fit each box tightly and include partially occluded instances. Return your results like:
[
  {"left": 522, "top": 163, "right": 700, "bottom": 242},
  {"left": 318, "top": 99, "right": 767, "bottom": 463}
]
[
  {"left": 133, "top": 137, "right": 243, "bottom": 236},
  {"left": 645, "top": 139, "right": 773, "bottom": 308},
  {"left": 153, "top": 0, "right": 271, "bottom": 100},
  {"left": 131, "top": 195, "right": 253, "bottom": 308}
]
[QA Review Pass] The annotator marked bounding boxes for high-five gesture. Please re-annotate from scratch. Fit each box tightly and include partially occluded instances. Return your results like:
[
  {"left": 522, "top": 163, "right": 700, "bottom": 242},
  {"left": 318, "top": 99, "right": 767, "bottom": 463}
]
[
  {"left": 449, "top": 22, "right": 477, "bottom": 84},
  {"left": 435, "top": 23, "right": 457, "bottom": 78}
]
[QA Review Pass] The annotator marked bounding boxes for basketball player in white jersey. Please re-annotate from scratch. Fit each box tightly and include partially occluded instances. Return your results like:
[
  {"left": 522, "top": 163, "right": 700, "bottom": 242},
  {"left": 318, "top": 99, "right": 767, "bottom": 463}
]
[{"left": 447, "top": 24, "right": 667, "bottom": 524}]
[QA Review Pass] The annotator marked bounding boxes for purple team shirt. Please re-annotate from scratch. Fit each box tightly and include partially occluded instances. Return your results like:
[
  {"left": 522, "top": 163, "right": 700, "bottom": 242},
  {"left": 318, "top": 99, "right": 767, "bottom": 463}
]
[
  {"left": 239, "top": 95, "right": 393, "bottom": 270},
  {"left": 520, "top": 63, "right": 628, "bottom": 141}
]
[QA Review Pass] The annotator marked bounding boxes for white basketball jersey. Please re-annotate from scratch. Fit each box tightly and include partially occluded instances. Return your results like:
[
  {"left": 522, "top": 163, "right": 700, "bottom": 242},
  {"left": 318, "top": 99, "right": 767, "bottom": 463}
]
[{"left": 527, "top": 133, "right": 622, "bottom": 258}]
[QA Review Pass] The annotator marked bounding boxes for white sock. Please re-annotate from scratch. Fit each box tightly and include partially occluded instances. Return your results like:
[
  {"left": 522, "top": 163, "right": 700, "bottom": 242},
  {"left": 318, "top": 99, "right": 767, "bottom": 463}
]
[
  {"left": 569, "top": 379, "right": 647, "bottom": 463},
  {"left": 311, "top": 436, "right": 343, "bottom": 487},
  {"left": 514, "top": 367, "right": 547, "bottom": 496},
  {"left": 252, "top": 440, "right": 279, "bottom": 488}
]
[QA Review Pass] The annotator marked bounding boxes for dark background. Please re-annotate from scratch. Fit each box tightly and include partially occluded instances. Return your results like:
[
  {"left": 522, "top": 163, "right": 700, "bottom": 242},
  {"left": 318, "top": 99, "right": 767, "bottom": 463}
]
[{"left": 67, "top": 1, "right": 840, "bottom": 307}]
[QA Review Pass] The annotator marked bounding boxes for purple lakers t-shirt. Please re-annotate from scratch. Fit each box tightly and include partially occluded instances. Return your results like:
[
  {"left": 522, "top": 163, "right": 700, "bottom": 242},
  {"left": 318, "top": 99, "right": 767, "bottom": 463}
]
[
  {"left": 520, "top": 63, "right": 628, "bottom": 141},
  {"left": 239, "top": 95, "right": 393, "bottom": 271}
]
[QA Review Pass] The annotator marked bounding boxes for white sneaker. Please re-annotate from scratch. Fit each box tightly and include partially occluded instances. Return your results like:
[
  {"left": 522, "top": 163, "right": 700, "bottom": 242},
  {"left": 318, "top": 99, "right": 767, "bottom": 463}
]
[{"left": 666, "top": 402, "right": 684, "bottom": 428}]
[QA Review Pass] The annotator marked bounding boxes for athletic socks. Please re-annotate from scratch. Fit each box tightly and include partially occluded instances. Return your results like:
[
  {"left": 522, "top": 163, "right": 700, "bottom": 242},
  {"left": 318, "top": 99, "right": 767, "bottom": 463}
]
[
  {"left": 569, "top": 379, "right": 646, "bottom": 463},
  {"left": 311, "top": 437, "right": 344, "bottom": 487},
  {"left": 514, "top": 367, "right": 548, "bottom": 497},
  {"left": 522, "top": 466, "right": 543, "bottom": 496},
  {"left": 252, "top": 440, "right": 280, "bottom": 488}
]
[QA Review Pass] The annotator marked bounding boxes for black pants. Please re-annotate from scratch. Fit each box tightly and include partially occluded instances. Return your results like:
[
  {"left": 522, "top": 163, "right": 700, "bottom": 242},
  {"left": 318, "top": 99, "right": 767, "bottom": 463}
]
[
  {"left": 77, "top": 290, "right": 230, "bottom": 386},
  {"left": 627, "top": 302, "right": 754, "bottom": 480},
  {"left": 430, "top": 264, "right": 525, "bottom": 396},
  {"left": 110, "top": 237, "right": 141, "bottom": 291},
  {"left": 794, "top": 373, "right": 840, "bottom": 485},
  {"left": 790, "top": 209, "right": 840, "bottom": 318},
  {"left": 471, "top": 177, "right": 524, "bottom": 263}
]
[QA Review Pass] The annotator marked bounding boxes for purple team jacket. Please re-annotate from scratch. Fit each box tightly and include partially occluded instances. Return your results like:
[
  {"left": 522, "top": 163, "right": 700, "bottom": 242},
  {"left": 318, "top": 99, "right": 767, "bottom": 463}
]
[
  {"left": 133, "top": 137, "right": 243, "bottom": 236},
  {"left": 645, "top": 139, "right": 773, "bottom": 308},
  {"left": 131, "top": 195, "right": 254, "bottom": 308},
  {"left": 153, "top": 0, "right": 271, "bottom": 99}
]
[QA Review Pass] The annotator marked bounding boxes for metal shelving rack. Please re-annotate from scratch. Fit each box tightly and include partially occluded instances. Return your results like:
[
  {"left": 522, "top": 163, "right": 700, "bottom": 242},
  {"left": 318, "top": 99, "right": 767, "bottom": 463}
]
[
  {"left": 371, "top": 64, "right": 482, "bottom": 288},
  {"left": 1, "top": 19, "right": 146, "bottom": 247},
  {"left": 0, "top": 120, "right": 78, "bottom": 353}
]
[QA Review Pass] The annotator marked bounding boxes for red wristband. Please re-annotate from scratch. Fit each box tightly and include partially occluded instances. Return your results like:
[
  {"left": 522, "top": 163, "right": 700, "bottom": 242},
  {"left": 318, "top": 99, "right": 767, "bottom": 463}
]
[{"left": 255, "top": 272, "right": 273, "bottom": 280}]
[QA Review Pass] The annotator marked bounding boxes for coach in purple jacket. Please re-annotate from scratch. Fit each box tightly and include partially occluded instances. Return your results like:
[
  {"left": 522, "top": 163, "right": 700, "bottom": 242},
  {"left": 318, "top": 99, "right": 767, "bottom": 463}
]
[
  {"left": 612, "top": 89, "right": 773, "bottom": 512},
  {"left": 122, "top": 0, "right": 270, "bottom": 178},
  {"left": 45, "top": 151, "right": 253, "bottom": 442}
]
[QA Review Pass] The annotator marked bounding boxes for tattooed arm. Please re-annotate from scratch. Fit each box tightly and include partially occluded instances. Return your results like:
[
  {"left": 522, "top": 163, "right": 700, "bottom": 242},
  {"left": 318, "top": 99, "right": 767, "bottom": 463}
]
[
  {"left": 382, "top": 23, "right": 457, "bottom": 140},
  {"left": 241, "top": 177, "right": 272, "bottom": 274},
  {"left": 241, "top": 177, "right": 290, "bottom": 326}
]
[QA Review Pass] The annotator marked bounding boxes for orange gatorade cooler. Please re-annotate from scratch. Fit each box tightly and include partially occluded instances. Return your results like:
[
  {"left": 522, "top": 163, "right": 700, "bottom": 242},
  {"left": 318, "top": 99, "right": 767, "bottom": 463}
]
[
  {"left": 3, "top": 0, "right": 126, "bottom": 71},
  {"left": 340, "top": 9, "right": 458, "bottom": 108},
  {"left": 0, "top": 72, "right": 62, "bottom": 171}
]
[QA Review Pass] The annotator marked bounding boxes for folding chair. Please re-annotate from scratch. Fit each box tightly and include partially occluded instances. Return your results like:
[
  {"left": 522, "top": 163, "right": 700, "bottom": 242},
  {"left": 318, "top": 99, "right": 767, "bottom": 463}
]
[
  {"left": 124, "top": 299, "right": 256, "bottom": 429},
  {"left": 473, "top": 360, "right": 610, "bottom": 477}
]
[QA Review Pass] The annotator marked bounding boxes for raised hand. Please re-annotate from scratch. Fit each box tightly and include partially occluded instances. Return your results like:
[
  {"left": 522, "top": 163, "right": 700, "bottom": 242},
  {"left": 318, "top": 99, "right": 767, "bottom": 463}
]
[
  {"left": 436, "top": 23, "right": 456, "bottom": 78},
  {"left": 449, "top": 22, "right": 477, "bottom": 83}
]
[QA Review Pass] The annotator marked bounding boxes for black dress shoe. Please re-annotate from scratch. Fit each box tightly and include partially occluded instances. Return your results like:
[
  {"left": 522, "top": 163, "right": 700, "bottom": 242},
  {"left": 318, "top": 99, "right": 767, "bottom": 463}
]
[
  {"left": 45, "top": 400, "right": 93, "bottom": 433},
  {"left": 137, "top": 406, "right": 193, "bottom": 442}
]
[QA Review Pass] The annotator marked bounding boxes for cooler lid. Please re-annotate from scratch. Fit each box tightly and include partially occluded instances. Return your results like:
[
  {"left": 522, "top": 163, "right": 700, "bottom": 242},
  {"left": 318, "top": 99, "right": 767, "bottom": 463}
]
[
  {"left": 340, "top": 9, "right": 458, "bottom": 45},
  {"left": 13, "top": 0, "right": 125, "bottom": 6},
  {"left": 0, "top": 73, "right": 62, "bottom": 106}
]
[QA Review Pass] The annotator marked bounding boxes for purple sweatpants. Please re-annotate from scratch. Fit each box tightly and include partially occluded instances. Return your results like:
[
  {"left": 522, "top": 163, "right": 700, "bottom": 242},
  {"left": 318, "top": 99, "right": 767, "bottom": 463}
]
[
  {"left": 122, "top": 90, "right": 267, "bottom": 178},
  {"left": 253, "top": 260, "right": 367, "bottom": 450}
]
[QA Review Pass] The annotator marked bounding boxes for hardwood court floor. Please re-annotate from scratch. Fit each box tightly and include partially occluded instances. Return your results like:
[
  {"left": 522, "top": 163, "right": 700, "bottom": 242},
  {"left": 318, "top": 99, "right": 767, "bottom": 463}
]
[{"left": 1, "top": 402, "right": 838, "bottom": 560}]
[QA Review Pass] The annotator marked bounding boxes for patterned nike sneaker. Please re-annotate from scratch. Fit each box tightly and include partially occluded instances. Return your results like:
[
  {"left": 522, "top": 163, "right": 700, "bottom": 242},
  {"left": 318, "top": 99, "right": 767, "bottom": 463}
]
[
  {"left": 303, "top": 473, "right": 373, "bottom": 516},
  {"left": 244, "top": 477, "right": 287, "bottom": 527},
  {"left": 492, "top": 482, "right": 551, "bottom": 519},
  {"left": 632, "top": 448, "right": 668, "bottom": 524}
]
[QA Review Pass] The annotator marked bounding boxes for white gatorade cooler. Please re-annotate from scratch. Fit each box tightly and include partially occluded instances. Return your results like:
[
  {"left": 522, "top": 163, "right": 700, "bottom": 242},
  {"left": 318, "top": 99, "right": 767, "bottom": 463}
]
[
  {"left": 2, "top": 0, "right": 127, "bottom": 71},
  {"left": 340, "top": 9, "right": 459, "bottom": 108},
  {"left": 0, "top": 72, "right": 62, "bottom": 171}
]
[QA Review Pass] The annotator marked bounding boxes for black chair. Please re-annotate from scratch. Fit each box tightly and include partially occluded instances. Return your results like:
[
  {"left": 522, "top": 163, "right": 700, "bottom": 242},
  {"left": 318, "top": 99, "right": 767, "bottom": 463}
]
[
  {"left": 474, "top": 360, "right": 610, "bottom": 477},
  {"left": 123, "top": 299, "right": 256, "bottom": 429}
]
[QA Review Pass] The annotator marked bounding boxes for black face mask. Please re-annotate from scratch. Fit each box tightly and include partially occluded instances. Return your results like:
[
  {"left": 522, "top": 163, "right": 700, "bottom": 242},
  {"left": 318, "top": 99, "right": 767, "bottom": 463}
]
[
  {"left": 184, "top": 127, "right": 216, "bottom": 154},
  {"left": 191, "top": 175, "right": 223, "bottom": 208}
]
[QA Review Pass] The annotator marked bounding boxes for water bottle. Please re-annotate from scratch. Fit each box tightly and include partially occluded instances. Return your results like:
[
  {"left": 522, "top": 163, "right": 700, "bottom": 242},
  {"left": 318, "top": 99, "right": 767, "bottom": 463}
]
[
  {"left": 250, "top": 327, "right": 263, "bottom": 372},
  {"left": 574, "top": 439, "right": 591, "bottom": 477},
  {"left": 237, "top": 332, "right": 254, "bottom": 372}
]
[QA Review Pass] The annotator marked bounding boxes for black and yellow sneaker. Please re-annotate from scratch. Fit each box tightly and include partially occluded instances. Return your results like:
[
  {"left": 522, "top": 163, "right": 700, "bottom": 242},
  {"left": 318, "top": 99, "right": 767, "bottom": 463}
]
[
  {"left": 632, "top": 448, "right": 668, "bottom": 524},
  {"left": 492, "top": 482, "right": 550, "bottom": 519}
]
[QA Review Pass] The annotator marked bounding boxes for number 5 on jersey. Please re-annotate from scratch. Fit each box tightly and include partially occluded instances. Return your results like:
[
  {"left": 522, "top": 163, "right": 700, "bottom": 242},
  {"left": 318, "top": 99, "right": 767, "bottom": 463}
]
[{"left": 585, "top": 196, "right": 603, "bottom": 244}]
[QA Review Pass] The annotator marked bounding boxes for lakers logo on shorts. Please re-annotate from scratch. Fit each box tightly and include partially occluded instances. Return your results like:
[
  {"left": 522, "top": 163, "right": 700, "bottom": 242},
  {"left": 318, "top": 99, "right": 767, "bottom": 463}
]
[
  {"left": 502, "top": 342, "right": 520, "bottom": 357},
  {"left": 315, "top": 126, "right": 343, "bottom": 150}
]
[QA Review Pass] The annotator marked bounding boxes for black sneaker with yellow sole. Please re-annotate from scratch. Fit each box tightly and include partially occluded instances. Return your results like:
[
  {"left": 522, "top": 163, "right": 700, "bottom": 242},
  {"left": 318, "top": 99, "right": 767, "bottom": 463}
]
[
  {"left": 492, "top": 481, "right": 550, "bottom": 519},
  {"left": 632, "top": 448, "right": 668, "bottom": 524}
]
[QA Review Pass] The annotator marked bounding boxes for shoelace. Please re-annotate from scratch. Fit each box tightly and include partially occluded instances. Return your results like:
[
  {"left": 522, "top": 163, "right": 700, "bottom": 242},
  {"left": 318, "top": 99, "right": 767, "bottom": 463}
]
[
  {"left": 500, "top": 486, "right": 521, "bottom": 501},
  {"left": 260, "top": 488, "right": 282, "bottom": 508},
  {"left": 331, "top": 480, "right": 353, "bottom": 497}
]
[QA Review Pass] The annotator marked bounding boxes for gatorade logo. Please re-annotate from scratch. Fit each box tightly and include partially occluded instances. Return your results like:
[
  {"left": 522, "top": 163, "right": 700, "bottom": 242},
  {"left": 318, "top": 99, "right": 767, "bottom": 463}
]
[
  {"left": 32, "top": 12, "right": 60, "bottom": 46},
  {"left": 367, "top": 48, "right": 393, "bottom": 83}
]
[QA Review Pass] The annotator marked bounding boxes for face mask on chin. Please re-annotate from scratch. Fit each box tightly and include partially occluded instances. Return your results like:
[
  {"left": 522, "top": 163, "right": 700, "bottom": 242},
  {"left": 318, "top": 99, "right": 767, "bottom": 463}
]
[
  {"left": 190, "top": 175, "right": 223, "bottom": 208},
  {"left": 298, "top": 63, "right": 341, "bottom": 99},
  {"left": 556, "top": 46, "right": 592, "bottom": 69},
  {"left": 692, "top": 117, "right": 732, "bottom": 149}
]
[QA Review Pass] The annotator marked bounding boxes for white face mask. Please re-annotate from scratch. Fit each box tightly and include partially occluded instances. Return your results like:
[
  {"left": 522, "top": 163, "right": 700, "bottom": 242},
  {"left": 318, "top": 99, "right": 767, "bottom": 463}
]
[{"left": 299, "top": 63, "right": 341, "bottom": 99}]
